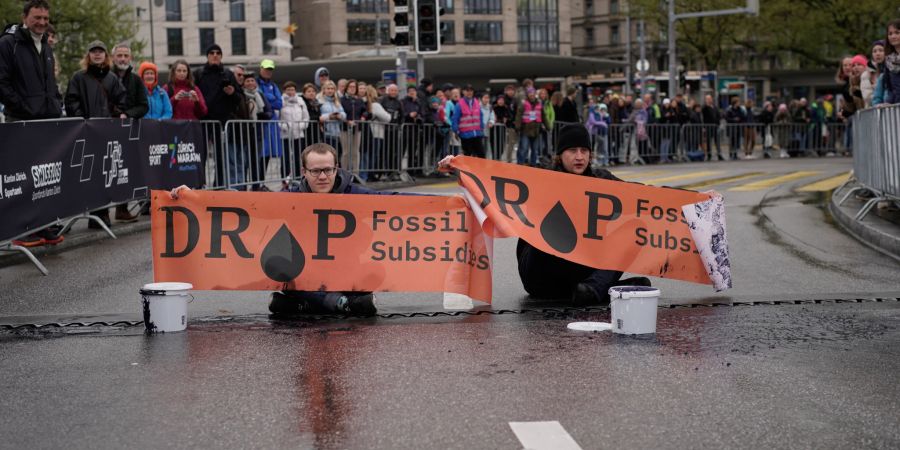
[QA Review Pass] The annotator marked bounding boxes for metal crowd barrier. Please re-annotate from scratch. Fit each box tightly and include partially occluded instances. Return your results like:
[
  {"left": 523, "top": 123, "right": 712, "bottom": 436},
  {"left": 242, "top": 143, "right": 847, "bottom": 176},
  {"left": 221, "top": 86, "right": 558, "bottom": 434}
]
[{"left": 838, "top": 105, "right": 900, "bottom": 221}]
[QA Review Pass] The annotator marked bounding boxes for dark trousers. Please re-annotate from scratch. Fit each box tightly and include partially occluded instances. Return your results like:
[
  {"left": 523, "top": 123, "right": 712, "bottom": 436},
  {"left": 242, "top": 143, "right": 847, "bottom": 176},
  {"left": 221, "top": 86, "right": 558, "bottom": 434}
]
[
  {"left": 516, "top": 239, "right": 622, "bottom": 300},
  {"left": 461, "top": 137, "right": 485, "bottom": 158}
]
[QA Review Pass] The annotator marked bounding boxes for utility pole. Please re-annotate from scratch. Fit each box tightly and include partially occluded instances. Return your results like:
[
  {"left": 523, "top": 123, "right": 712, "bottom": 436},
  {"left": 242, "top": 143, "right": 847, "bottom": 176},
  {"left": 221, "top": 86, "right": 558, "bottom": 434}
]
[
  {"left": 638, "top": 19, "right": 646, "bottom": 96},
  {"left": 625, "top": 14, "right": 632, "bottom": 95},
  {"left": 667, "top": 0, "right": 759, "bottom": 99}
]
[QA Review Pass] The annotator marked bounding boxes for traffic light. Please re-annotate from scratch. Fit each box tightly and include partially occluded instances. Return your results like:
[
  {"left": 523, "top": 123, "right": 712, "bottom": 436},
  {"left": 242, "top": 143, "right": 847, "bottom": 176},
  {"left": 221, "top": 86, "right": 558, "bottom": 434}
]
[
  {"left": 391, "top": 0, "right": 410, "bottom": 48},
  {"left": 414, "top": 0, "right": 440, "bottom": 54}
]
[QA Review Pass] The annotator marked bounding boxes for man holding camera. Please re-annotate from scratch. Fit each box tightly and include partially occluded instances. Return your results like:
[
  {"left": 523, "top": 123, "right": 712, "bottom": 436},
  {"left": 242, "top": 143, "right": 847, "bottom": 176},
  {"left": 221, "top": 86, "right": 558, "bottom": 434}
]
[{"left": 194, "top": 44, "right": 242, "bottom": 187}]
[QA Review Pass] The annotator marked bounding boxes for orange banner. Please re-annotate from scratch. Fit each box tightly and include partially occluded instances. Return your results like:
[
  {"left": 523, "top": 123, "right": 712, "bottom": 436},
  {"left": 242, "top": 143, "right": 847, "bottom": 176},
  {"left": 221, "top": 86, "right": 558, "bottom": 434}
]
[
  {"left": 150, "top": 189, "right": 494, "bottom": 301},
  {"left": 448, "top": 156, "right": 714, "bottom": 285}
]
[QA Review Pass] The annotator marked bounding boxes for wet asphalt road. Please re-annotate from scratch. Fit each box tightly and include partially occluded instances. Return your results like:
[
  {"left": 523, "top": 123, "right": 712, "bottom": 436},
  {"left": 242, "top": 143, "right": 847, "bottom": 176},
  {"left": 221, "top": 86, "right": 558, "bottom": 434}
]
[{"left": 1, "top": 157, "right": 899, "bottom": 448}]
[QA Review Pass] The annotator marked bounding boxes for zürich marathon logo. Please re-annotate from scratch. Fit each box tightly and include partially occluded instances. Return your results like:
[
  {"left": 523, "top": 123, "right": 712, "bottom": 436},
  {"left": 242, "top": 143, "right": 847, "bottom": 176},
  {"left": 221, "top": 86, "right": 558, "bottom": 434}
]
[{"left": 148, "top": 136, "right": 199, "bottom": 170}]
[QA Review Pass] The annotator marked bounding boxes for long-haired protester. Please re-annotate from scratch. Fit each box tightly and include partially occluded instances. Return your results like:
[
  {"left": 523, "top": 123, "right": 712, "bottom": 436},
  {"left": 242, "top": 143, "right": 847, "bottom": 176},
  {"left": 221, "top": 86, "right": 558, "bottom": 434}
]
[
  {"left": 138, "top": 62, "right": 172, "bottom": 119},
  {"left": 883, "top": 19, "right": 900, "bottom": 105},
  {"left": 167, "top": 59, "right": 207, "bottom": 120},
  {"left": 64, "top": 41, "right": 125, "bottom": 119}
]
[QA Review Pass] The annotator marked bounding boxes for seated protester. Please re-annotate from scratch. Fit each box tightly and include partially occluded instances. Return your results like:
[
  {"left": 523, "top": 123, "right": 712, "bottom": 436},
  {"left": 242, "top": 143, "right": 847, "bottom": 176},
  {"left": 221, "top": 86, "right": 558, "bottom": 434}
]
[
  {"left": 171, "top": 143, "right": 400, "bottom": 317},
  {"left": 439, "top": 125, "right": 650, "bottom": 306}
]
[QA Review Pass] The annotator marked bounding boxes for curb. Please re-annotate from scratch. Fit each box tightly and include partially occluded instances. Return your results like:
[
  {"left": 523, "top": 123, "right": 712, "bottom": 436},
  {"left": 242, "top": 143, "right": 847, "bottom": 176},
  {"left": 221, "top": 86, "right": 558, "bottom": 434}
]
[{"left": 829, "top": 191, "right": 900, "bottom": 263}]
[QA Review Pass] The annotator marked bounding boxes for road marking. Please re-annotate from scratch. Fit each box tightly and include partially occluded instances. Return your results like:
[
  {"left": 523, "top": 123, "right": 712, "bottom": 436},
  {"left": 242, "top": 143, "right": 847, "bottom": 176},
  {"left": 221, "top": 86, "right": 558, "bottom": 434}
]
[
  {"left": 796, "top": 171, "right": 851, "bottom": 192},
  {"left": 613, "top": 169, "right": 671, "bottom": 180},
  {"left": 418, "top": 181, "right": 459, "bottom": 189},
  {"left": 509, "top": 421, "right": 583, "bottom": 450},
  {"left": 641, "top": 170, "right": 722, "bottom": 185},
  {"left": 728, "top": 171, "right": 822, "bottom": 191},
  {"left": 676, "top": 172, "right": 766, "bottom": 190}
]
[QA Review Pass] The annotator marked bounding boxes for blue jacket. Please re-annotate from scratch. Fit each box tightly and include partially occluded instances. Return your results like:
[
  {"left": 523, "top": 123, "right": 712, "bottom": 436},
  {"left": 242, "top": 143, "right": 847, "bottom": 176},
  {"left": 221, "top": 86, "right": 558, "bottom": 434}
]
[
  {"left": 145, "top": 85, "right": 173, "bottom": 119},
  {"left": 451, "top": 97, "right": 484, "bottom": 139},
  {"left": 872, "top": 74, "right": 886, "bottom": 106},
  {"left": 883, "top": 64, "right": 900, "bottom": 105},
  {"left": 319, "top": 95, "right": 346, "bottom": 137},
  {"left": 257, "top": 76, "right": 282, "bottom": 117}
]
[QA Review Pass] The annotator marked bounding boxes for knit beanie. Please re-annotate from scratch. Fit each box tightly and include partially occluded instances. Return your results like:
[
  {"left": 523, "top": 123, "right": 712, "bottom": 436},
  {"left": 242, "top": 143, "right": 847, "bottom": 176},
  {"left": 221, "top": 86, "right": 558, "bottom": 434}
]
[
  {"left": 556, "top": 125, "right": 592, "bottom": 154},
  {"left": 138, "top": 61, "right": 158, "bottom": 90}
]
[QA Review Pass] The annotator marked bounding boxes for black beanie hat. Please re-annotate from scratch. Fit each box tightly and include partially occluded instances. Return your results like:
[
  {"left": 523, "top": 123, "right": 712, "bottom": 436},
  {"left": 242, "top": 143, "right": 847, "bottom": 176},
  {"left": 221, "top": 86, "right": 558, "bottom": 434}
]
[
  {"left": 205, "top": 43, "right": 223, "bottom": 55},
  {"left": 556, "top": 125, "right": 592, "bottom": 154}
]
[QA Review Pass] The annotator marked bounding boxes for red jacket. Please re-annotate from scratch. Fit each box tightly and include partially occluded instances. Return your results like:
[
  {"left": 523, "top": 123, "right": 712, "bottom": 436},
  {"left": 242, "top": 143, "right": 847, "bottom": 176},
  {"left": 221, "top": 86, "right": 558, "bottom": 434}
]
[{"left": 166, "top": 80, "right": 208, "bottom": 120}]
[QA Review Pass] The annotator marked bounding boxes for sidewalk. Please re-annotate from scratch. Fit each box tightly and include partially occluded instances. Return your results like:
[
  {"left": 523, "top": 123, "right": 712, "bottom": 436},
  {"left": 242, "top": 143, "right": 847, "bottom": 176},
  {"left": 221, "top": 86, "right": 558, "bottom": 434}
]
[{"left": 829, "top": 183, "right": 900, "bottom": 262}]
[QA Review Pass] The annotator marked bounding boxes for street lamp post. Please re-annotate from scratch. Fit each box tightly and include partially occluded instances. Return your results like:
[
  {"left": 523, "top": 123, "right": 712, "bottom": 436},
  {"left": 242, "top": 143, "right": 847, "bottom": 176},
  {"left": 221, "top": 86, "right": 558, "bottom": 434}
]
[{"left": 667, "top": 0, "right": 759, "bottom": 99}]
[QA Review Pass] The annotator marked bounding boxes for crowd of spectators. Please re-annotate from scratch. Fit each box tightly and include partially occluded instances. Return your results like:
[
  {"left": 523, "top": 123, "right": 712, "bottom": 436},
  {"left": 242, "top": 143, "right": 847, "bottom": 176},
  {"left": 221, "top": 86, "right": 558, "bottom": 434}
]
[{"left": 2, "top": 0, "right": 900, "bottom": 242}]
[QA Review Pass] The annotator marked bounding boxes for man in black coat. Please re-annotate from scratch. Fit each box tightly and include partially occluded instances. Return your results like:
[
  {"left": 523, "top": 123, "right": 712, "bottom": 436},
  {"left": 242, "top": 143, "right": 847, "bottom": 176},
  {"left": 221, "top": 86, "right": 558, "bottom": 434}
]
[
  {"left": 701, "top": 94, "right": 723, "bottom": 160},
  {"left": 194, "top": 44, "right": 242, "bottom": 187},
  {"left": 0, "top": 0, "right": 61, "bottom": 122},
  {"left": 111, "top": 43, "right": 148, "bottom": 120},
  {"left": 557, "top": 86, "right": 581, "bottom": 124}
]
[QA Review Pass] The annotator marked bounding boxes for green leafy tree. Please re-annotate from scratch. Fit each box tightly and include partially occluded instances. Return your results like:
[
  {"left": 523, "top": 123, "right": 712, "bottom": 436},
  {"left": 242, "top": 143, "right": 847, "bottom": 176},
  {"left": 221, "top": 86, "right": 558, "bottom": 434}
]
[
  {"left": 1, "top": 0, "right": 143, "bottom": 86},
  {"left": 631, "top": 0, "right": 896, "bottom": 70}
]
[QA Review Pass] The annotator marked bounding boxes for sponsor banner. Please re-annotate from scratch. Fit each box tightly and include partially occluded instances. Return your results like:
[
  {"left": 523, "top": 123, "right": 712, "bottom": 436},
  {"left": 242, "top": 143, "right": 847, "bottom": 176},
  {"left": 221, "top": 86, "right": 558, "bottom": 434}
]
[
  {"left": 0, "top": 119, "right": 204, "bottom": 242},
  {"left": 447, "top": 156, "right": 729, "bottom": 288},
  {"left": 150, "top": 190, "right": 494, "bottom": 302}
]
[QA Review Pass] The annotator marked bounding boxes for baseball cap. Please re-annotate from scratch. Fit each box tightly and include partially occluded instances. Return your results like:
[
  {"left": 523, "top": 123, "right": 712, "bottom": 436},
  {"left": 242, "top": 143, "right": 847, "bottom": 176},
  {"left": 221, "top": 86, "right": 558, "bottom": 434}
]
[
  {"left": 260, "top": 59, "right": 275, "bottom": 70},
  {"left": 87, "top": 40, "right": 107, "bottom": 53}
]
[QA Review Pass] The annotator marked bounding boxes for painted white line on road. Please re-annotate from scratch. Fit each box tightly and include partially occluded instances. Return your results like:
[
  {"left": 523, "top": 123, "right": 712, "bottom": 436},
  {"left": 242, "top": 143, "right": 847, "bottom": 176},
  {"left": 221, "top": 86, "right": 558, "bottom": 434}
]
[{"left": 509, "top": 421, "right": 583, "bottom": 450}]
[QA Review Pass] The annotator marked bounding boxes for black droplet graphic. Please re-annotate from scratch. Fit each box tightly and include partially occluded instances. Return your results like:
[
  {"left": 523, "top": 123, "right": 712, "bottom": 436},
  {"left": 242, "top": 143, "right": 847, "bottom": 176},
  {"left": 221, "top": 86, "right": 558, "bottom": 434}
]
[
  {"left": 540, "top": 201, "right": 577, "bottom": 254},
  {"left": 260, "top": 224, "right": 305, "bottom": 282}
]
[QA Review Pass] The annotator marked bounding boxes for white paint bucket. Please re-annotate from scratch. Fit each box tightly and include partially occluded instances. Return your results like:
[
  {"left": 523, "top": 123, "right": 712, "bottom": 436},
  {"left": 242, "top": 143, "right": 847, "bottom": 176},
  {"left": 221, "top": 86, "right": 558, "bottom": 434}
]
[
  {"left": 609, "top": 286, "right": 660, "bottom": 335},
  {"left": 140, "top": 282, "right": 193, "bottom": 333}
]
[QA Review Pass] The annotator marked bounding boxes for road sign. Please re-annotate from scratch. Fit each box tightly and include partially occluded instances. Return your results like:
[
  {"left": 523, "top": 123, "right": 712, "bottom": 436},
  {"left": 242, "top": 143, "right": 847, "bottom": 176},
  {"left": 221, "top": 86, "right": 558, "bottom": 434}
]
[{"left": 636, "top": 59, "right": 650, "bottom": 72}]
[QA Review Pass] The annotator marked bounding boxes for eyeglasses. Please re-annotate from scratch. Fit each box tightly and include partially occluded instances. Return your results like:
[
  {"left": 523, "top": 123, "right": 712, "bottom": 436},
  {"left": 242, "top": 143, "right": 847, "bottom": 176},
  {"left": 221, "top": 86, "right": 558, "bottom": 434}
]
[{"left": 304, "top": 167, "right": 337, "bottom": 177}]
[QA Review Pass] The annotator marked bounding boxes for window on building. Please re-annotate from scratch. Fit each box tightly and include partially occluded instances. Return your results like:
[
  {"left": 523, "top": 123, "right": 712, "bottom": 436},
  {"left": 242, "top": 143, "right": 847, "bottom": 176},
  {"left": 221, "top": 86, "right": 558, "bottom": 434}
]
[
  {"left": 585, "top": 27, "right": 594, "bottom": 48},
  {"left": 440, "top": 0, "right": 455, "bottom": 14},
  {"left": 262, "top": 28, "right": 277, "bottom": 54},
  {"left": 166, "top": 28, "right": 183, "bottom": 55},
  {"left": 464, "top": 0, "right": 501, "bottom": 14},
  {"left": 346, "top": 0, "right": 388, "bottom": 13},
  {"left": 610, "top": 25, "right": 620, "bottom": 45},
  {"left": 165, "top": 0, "right": 181, "bottom": 21},
  {"left": 517, "top": 0, "right": 558, "bottom": 53},
  {"left": 441, "top": 20, "right": 456, "bottom": 44},
  {"left": 230, "top": 0, "right": 245, "bottom": 21},
  {"left": 464, "top": 21, "right": 502, "bottom": 43},
  {"left": 346, "top": 19, "right": 391, "bottom": 45},
  {"left": 585, "top": 0, "right": 593, "bottom": 15},
  {"left": 610, "top": 0, "right": 618, "bottom": 15},
  {"left": 198, "top": 0, "right": 214, "bottom": 21},
  {"left": 231, "top": 28, "right": 247, "bottom": 55},
  {"left": 261, "top": 0, "right": 276, "bottom": 21},
  {"left": 199, "top": 28, "right": 215, "bottom": 55}
]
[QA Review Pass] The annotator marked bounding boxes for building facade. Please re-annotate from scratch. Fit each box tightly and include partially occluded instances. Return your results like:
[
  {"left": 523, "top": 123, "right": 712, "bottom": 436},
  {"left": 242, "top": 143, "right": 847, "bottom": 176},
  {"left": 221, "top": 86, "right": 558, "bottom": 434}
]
[
  {"left": 124, "top": 0, "right": 292, "bottom": 69},
  {"left": 290, "top": 0, "right": 572, "bottom": 60}
]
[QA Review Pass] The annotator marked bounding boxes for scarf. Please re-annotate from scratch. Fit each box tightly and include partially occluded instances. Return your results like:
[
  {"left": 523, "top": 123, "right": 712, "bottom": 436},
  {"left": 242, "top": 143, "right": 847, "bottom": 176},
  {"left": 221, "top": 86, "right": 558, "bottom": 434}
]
[
  {"left": 244, "top": 88, "right": 264, "bottom": 113},
  {"left": 886, "top": 52, "right": 900, "bottom": 74}
]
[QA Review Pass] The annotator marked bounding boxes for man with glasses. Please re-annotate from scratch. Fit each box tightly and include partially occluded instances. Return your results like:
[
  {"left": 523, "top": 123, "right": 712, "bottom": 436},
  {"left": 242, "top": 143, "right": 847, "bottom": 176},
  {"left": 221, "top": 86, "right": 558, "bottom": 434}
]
[{"left": 170, "top": 142, "right": 399, "bottom": 317}]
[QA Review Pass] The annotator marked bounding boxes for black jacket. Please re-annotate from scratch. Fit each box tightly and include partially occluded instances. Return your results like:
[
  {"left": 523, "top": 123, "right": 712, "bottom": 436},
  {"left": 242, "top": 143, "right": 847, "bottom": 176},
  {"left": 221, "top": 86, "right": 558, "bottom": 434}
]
[
  {"left": 701, "top": 104, "right": 721, "bottom": 125},
  {"left": 194, "top": 63, "right": 241, "bottom": 123},
  {"left": 557, "top": 97, "right": 580, "bottom": 123},
  {"left": 0, "top": 24, "right": 61, "bottom": 120},
  {"left": 340, "top": 95, "right": 366, "bottom": 121},
  {"left": 379, "top": 95, "right": 403, "bottom": 123},
  {"left": 64, "top": 65, "right": 126, "bottom": 118},
  {"left": 401, "top": 96, "right": 422, "bottom": 123},
  {"left": 114, "top": 66, "right": 149, "bottom": 118}
]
